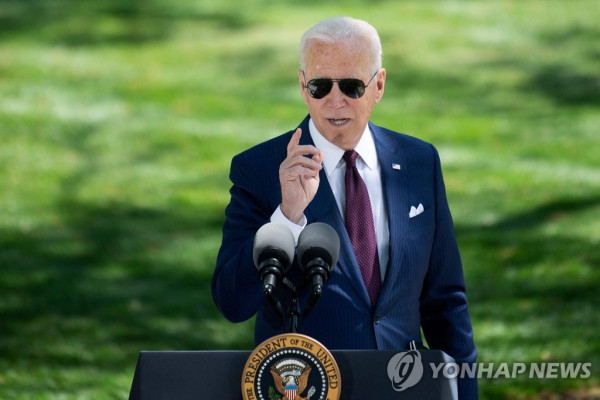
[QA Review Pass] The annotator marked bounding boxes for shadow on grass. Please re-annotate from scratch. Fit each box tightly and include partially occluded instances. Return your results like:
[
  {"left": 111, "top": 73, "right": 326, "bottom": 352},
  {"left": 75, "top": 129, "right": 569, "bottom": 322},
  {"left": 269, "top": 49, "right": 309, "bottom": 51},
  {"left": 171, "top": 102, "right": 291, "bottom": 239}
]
[
  {"left": 456, "top": 196, "right": 600, "bottom": 397},
  {"left": 0, "top": 106, "right": 256, "bottom": 382},
  {"left": 0, "top": 0, "right": 252, "bottom": 45},
  {"left": 0, "top": 201, "right": 243, "bottom": 367},
  {"left": 526, "top": 64, "right": 600, "bottom": 106},
  {"left": 459, "top": 194, "right": 600, "bottom": 307}
]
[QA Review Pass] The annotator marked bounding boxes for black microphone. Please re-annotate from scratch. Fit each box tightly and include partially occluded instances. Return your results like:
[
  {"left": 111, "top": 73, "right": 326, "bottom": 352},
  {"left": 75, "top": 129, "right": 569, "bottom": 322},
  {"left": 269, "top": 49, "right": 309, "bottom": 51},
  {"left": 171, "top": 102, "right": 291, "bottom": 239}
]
[
  {"left": 297, "top": 222, "right": 340, "bottom": 297},
  {"left": 253, "top": 222, "right": 295, "bottom": 297}
]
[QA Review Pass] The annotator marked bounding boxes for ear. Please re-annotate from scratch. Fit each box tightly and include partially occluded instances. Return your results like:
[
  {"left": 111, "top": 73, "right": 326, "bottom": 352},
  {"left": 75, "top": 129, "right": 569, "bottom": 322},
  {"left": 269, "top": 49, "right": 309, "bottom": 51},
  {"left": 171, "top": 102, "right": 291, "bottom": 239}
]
[
  {"left": 374, "top": 68, "right": 386, "bottom": 104},
  {"left": 298, "top": 69, "right": 310, "bottom": 106}
]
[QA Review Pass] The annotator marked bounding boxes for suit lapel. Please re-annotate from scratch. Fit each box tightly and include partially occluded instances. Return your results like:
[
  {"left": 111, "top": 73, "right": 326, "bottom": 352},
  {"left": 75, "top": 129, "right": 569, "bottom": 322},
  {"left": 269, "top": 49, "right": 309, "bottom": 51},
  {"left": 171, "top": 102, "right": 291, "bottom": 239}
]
[{"left": 371, "top": 123, "right": 408, "bottom": 312}]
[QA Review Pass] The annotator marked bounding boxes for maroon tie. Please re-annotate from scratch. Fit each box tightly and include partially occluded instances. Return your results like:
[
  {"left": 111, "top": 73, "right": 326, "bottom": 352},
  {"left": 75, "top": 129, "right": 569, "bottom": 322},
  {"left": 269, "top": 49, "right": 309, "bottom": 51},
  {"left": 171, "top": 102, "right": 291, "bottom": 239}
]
[{"left": 343, "top": 150, "right": 381, "bottom": 306}]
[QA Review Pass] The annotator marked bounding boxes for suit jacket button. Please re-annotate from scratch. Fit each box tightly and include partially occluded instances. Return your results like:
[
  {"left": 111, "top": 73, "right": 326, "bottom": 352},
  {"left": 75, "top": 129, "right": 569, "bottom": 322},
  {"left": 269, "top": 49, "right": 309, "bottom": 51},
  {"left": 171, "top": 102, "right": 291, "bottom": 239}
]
[{"left": 374, "top": 315, "right": 381, "bottom": 324}]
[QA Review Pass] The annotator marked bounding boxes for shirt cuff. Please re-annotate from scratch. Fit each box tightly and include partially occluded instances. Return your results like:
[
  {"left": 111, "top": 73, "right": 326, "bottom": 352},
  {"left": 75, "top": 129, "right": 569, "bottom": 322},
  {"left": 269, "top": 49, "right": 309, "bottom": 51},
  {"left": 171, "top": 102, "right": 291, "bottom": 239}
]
[{"left": 270, "top": 205, "right": 306, "bottom": 244}]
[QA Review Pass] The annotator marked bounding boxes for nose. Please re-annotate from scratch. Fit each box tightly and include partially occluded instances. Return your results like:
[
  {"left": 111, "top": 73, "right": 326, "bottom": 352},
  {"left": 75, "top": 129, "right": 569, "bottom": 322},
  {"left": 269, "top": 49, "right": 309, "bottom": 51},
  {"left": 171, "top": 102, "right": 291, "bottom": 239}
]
[{"left": 327, "top": 82, "right": 347, "bottom": 108}]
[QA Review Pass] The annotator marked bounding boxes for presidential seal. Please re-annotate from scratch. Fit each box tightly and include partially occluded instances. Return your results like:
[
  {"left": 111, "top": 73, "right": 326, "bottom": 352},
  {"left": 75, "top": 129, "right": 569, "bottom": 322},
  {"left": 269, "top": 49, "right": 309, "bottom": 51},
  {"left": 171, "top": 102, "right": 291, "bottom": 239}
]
[{"left": 241, "top": 333, "right": 341, "bottom": 400}]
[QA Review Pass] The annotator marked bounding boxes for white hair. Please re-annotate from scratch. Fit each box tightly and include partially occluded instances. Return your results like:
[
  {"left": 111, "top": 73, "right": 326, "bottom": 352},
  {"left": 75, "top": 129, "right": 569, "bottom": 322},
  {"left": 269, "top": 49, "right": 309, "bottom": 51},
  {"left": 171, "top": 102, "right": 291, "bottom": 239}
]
[{"left": 298, "top": 17, "right": 383, "bottom": 72}]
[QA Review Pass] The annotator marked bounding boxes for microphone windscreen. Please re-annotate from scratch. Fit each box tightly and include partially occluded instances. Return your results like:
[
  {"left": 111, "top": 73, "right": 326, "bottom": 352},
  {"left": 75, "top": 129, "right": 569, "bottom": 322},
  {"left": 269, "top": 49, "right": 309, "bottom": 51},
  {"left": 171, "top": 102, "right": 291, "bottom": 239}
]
[
  {"left": 297, "top": 222, "right": 340, "bottom": 271},
  {"left": 252, "top": 222, "right": 295, "bottom": 271}
]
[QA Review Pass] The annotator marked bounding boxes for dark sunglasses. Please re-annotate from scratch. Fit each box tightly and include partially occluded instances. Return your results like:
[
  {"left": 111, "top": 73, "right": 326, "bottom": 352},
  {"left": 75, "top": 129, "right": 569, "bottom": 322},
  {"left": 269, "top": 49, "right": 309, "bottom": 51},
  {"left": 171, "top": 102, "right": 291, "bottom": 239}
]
[{"left": 303, "top": 70, "right": 379, "bottom": 99}]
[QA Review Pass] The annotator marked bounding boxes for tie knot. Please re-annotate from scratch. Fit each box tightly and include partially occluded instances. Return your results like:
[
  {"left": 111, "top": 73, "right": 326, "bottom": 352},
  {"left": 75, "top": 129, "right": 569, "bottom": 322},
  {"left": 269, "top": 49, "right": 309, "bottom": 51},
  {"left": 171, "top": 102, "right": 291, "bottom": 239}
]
[{"left": 343, "top": 150, "right": 359, "bottom": 167}]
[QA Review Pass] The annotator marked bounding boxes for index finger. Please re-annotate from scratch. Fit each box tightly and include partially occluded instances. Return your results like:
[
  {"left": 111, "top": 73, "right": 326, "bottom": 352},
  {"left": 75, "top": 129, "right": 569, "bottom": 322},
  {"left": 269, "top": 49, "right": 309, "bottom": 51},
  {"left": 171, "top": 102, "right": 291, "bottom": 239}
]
[{"left": 286, "top": 128, "right": 302, "bottom": 154}]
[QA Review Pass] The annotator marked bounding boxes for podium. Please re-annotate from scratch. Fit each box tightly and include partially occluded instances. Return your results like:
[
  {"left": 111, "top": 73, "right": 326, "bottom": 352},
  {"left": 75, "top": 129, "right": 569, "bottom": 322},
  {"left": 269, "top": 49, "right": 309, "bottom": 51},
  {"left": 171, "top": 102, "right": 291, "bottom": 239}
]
[{"left": 129, "top": 349, "right": 457, "bottom": 399}]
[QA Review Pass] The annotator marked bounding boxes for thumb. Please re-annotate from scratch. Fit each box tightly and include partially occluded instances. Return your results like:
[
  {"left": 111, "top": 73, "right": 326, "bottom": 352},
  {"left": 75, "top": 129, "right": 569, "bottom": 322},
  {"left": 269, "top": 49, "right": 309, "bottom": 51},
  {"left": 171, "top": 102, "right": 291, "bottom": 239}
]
[{"left": 313, "top": 149, "right": 324, "bottom": 166}]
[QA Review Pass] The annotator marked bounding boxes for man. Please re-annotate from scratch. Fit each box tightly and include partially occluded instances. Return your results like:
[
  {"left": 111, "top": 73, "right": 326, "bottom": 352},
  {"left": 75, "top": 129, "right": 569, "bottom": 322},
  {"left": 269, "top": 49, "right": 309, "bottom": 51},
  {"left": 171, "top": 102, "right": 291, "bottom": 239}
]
[{"left": 212, "top": 17, "right": 477, "bottom": 398}]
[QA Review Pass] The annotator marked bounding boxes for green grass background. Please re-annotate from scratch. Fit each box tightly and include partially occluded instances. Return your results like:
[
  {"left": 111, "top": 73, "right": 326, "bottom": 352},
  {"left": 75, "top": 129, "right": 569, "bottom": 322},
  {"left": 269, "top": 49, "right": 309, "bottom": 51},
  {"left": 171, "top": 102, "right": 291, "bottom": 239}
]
[{"left": 1, "top": 0, "right": 599, "bottom": 398}]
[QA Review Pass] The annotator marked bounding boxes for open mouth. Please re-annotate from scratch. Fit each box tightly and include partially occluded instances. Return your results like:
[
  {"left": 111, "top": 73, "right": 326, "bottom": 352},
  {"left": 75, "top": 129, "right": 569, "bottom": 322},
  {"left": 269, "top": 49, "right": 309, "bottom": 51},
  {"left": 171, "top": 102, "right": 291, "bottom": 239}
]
[{"left": 328, "top": 118, "right": 350, "bottom": 127}]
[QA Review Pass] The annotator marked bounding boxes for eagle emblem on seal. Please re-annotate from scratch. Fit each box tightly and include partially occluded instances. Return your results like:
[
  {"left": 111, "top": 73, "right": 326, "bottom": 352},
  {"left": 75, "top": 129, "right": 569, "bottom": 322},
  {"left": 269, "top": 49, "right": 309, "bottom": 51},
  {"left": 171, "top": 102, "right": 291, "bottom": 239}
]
[{"left": 270, "top": 358, "right": 314, "bottom": 400}]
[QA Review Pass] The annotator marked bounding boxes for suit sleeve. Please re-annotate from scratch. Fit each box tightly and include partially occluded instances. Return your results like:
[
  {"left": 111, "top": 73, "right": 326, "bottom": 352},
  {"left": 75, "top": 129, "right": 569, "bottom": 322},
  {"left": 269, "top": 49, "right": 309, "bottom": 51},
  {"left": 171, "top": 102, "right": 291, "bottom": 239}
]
[
  {"left": 211, "top": 153, "right": 272, "bottom": 323},
  {"left": 419, "top": 145, "right": 478, "bottom": 399}
]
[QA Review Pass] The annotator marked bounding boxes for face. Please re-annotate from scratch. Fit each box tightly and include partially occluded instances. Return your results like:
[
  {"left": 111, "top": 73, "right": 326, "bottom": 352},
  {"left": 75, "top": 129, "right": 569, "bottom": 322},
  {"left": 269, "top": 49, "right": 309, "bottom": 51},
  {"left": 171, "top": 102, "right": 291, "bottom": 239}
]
[{"left": 298, "top": 38, "right": 386, "bottom": 150}]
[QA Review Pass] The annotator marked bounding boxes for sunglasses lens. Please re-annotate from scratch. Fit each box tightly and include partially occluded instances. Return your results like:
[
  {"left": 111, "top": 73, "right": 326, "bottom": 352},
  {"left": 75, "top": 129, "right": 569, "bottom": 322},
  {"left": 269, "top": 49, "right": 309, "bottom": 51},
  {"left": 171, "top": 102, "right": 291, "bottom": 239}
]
[
  {"left": 339, "top": 79, "right": 365, "bottom": 99},
  {"left": 305, "top": 77, "right": 369, "bottom": 99},
  {"left": 307, "top": 79, "right": 333, "bottom": 99}
]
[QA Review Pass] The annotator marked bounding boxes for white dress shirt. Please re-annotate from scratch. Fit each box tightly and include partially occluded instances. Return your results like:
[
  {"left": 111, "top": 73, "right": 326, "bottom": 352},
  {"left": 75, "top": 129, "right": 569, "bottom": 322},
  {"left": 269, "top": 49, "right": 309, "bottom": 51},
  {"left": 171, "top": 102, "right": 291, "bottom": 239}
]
[{"left": 271, "top": 119, "right": 390, "bottom": 281}]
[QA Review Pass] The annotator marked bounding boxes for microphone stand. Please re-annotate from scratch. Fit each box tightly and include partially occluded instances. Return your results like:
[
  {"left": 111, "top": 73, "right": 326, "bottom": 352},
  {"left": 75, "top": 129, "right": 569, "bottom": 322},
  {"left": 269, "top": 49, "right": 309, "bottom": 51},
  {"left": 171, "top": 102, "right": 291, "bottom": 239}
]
[
  {"left": 287, "top": 296, "right": 300, "bottom": 333},
  {"left": 262, "top": 270, "right": 301, "bottom": 333},
  {"left": 261, "top": 261, "right": 328, "bottom": 334},
  {"left": 282, "top": 278, "right": 300, "bottom": 333},
  {"left": 297, "top": 258, "right": 328, "bottom": 332}
]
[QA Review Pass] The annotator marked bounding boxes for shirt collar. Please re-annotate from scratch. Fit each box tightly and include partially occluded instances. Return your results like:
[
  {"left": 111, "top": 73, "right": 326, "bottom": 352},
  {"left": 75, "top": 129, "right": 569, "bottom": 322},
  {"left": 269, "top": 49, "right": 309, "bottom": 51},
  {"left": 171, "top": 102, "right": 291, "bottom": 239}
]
[{"left": 308, "top": 118, "right": 378, "bottom": 177}]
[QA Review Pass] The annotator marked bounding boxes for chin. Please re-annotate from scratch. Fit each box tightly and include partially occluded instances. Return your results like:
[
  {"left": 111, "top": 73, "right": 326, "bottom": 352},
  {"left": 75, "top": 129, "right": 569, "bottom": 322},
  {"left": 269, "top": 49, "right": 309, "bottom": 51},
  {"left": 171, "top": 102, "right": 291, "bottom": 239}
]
[{"left": 331, "top": 134, "right": 359, "bottom": 150}]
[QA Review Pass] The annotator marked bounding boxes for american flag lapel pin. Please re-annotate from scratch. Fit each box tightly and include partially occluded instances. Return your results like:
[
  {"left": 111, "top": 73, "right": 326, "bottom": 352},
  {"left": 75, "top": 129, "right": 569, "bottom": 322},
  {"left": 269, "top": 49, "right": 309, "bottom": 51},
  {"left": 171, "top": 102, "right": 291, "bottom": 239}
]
[{"left": 392, "top": 163, "right": 401, "bottom": 170}]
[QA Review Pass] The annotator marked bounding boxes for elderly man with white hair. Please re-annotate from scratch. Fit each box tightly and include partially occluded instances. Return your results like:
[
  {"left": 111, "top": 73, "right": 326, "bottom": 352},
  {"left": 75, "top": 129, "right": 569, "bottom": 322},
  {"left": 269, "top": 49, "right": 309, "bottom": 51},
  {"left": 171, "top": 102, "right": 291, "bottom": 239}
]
[{"left": 213, "top": 16, "right": 478, "bottom": 399}]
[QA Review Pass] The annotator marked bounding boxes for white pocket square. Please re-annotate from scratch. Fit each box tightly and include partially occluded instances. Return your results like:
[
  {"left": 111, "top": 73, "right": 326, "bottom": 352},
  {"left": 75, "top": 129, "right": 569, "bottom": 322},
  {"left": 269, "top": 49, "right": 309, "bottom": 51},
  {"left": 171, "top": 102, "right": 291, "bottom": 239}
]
[{"left": 409, "top": 203, "right": 424, "bottom": 218}]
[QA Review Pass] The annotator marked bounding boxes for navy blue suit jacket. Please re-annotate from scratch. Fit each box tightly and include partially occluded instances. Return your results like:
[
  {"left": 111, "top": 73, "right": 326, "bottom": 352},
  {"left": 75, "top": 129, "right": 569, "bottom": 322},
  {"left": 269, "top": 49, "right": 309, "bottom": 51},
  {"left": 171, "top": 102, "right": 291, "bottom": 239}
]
[{"left": 213, "top": 116, "right": 477, "bottom": 398}]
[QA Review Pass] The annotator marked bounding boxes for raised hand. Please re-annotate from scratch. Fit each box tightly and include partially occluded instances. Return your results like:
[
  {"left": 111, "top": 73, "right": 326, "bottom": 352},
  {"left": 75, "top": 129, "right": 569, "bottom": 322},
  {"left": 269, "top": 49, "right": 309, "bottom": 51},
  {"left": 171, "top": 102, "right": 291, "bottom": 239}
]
[{"left": 279, "top": 128, "right": 323, "bottom": 224}]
